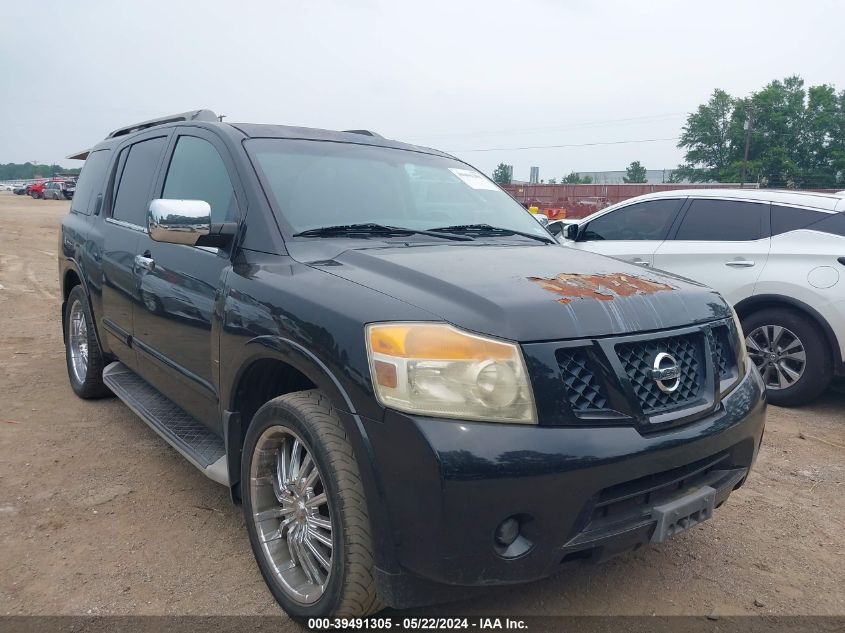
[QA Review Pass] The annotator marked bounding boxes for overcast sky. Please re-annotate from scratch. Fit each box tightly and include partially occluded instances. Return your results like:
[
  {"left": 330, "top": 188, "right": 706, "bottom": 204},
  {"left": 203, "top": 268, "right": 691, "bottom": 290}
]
[{"left": 1, "top": 0, "right": 842, "bottom": 180}]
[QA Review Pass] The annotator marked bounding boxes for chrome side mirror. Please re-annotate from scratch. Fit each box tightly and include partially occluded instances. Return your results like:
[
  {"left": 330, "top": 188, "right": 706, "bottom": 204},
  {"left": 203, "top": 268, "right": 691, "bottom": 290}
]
[
  {"left": 148, "top": 199, "right": 235, "bottom": 247},
  {"left": 149, "top": 199, "right": 211, "bottom": 245}
]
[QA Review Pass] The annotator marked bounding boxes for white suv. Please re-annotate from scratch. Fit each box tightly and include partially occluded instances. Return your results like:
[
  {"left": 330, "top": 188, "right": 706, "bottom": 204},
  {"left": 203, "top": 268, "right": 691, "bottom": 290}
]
[{"left": 558, "top": 189, "right": 845, "bottom": 406}]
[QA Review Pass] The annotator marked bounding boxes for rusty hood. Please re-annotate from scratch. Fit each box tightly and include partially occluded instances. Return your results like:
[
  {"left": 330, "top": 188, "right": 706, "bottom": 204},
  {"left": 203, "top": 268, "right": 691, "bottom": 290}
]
[{"left": 298, "top": 242, "right": 731, "bottom": 342}]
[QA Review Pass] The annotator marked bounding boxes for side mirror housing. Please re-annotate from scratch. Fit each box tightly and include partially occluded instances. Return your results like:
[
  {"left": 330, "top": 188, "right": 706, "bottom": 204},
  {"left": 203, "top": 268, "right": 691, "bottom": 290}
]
[
  {"left": 148, "top": 199, "right": 235, "bottom": 247},
  {"left": 533, "top": 213, "right": 550, "bottom": 227},
  {"left": 562, "top": 223, "right": 580, "bottom": 241}
]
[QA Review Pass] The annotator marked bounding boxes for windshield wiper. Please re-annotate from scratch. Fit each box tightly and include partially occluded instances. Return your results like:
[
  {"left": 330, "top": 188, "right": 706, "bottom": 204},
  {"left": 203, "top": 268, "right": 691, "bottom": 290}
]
[
  {"left": 429, "top": 223, "right": 555, "bottom": 244},
  {"left": 293, "top": 223, "right": 474, "bottom": 242}
]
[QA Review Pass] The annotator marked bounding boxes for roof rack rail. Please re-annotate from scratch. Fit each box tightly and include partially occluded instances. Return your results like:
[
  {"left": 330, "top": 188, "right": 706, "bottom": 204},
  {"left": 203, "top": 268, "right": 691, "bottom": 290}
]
[
  {"left": 343, "top": 129, "right": 383, "bottom": 138},
  {"left": 106, "top": 109, "right": 218, "bottom": 139}
]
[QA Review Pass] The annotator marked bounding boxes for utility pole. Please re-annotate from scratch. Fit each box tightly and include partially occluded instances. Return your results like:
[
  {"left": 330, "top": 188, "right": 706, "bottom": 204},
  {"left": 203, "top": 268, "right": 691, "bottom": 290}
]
[{"left": 740, "top": 111, "right": 753, "bottom": 188}]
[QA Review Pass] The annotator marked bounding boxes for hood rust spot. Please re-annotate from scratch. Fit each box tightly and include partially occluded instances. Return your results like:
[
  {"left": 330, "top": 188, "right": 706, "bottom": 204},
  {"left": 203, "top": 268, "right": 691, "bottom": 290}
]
[{"left": 527, "top": 272, "right": 675, "bottom": 304}]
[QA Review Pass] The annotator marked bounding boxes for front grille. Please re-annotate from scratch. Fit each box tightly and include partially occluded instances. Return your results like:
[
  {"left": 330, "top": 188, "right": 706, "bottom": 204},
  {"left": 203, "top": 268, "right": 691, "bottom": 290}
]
[
  {"left": 557, "top": 348, "right": 607, "bottom": 413},
  {"left": 615, "top": 332, "right": 704, "bottom": 415},
  {"left": 711, "top": 324, "right": 735, "bottom": 380}
]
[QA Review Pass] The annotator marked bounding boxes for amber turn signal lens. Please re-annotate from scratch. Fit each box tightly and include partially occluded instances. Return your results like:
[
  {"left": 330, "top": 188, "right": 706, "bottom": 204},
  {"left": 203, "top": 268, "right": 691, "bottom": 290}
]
[
  {"left": 369, "top": 323, "right": 514, "bottom": 360},
  {"left": 373, "top": 359, "right": 398, "bottom": 388}
]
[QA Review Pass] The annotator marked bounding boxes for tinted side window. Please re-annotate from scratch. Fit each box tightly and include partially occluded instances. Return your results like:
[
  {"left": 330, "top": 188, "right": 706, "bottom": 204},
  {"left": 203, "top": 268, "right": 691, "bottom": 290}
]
[
  {"left": 815, "top": 212, "right": 845, "bottom": 237},
  {"left": 582, "top": 199, "right": 681, "bottom": 241},
  {"left": 162, "top": 136, "right": 237, "bottom": 223},
  {"left": 675, "top": 199, "right": 764, "bottom": 241},
  {"left": 112, "top": 136, "right": 167, "bottom": 226},
  {"left": 70, "top": 149, "right": 111, "bottom": 215},
  {"left": 771, "top": 204, "right": 831, "bottom": 236}
]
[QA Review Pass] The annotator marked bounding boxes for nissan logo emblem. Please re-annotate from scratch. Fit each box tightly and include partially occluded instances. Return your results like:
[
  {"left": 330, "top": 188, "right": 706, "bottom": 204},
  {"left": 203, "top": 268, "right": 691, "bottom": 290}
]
[{"left": 650, "top": 352, "right": 681, "bottom": 393}]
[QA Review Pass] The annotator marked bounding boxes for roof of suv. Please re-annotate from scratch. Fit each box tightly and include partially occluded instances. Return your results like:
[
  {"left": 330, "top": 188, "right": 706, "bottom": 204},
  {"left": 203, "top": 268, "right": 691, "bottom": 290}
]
[
  {"left": 627, "top": 188, "right": 843, "bottom": 211},
  {"left": 228, "top": 122, "right": 453, "bottom": 158},
  {"left": 70, "top": 109, "right": 454, "bottom": 162}
]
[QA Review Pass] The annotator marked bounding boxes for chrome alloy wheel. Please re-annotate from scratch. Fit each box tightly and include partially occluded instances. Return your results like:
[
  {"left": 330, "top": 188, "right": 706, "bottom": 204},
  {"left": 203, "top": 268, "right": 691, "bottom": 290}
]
[
  {"left": 746, "top": 325, "right": 806, "bottom": 390},
  {"left": 249, "top": 426, "right": 334, "bottom": 605},
  {"left": 68, "top": 299, "right": 89, "bottom": 383}
]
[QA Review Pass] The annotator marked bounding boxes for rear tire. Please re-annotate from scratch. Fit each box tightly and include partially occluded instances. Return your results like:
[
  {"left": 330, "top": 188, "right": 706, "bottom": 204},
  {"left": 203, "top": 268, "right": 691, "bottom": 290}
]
[
  {"left": 242, "top": 390, "right": 383, "bottom": 619},
  {"left": 742, "top": 308, "right": 832, "bottom": 406},
  {"left": 64, "top": 286, "right": 111, "bottom": 399}
]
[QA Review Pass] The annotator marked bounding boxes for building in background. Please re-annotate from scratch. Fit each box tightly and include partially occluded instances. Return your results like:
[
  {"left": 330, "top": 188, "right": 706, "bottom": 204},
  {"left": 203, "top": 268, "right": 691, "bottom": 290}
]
[
  {"left": 529, "top": 166, "right": 540, "bottom": 184},
  {"left": 575, "top": 169, "right": 685, "bottom": 184}
]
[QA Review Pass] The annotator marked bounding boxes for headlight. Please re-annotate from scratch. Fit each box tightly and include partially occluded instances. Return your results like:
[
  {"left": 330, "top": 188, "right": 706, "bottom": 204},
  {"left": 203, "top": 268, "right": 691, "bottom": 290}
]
[
  {"left": 729, "top": 306, "right": 748, "bottom": 377},
  {"left": 366, "top": 322, "right": 537, "bottom": 424}
]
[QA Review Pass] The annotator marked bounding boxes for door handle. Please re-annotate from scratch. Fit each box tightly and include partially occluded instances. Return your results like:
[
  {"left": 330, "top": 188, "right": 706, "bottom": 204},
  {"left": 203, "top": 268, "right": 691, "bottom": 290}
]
[
  {"left": 134, "top": 254, "right": 155, "bottom": 272},
  {"left": 725, "top": 259, "right": 755, "bottom": 268},
  {"left": 630, "top": 258, "right": 651, "bottom": 267}
]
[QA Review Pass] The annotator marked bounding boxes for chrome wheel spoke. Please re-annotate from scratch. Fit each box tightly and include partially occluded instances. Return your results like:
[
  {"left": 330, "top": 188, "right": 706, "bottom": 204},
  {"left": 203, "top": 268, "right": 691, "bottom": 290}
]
[
  {"left": 305, "top": 492, "right": 327, "bottom": 508},
  {"left": 307, "top": 515, "right": 332, "bottom": 531},
  {"left": 289, "top": 439, "right": 302, "bottom": 483},
  {"left": 302, "top": 462, "right": 319, "bottom": 490},
  {"left": 305, "top": 533, "right": 332, "bottom": 571},
  {"left": 298, "top": 531, "right": 324, "bottom": 584},
  {"left": 254, "top": 506, "right": 295, "bottom": 522},
  {"left": 308, "top": 524, "right": 333, "bottom": 548}
]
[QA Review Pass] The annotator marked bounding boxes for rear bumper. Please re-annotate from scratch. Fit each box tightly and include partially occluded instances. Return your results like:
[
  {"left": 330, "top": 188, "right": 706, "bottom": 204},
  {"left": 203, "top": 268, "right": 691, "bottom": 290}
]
[{"left": 362, "top": 363, "right": 766, "bottom": 606}]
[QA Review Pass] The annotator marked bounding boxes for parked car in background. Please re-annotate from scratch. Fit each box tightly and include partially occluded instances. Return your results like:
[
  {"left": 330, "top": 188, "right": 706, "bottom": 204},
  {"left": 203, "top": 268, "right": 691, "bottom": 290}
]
[
  {"left": 13, "top": 184, "right": 30, "bottom": 195},
  {"left": 556, "top": 189, "right": 845, "bottom": 406},
  {"left": 41, "top": 180, "right": 75, "bottom": 200},
  {"left": 29, "top": 181, "right": 46, "bottom": 199}
]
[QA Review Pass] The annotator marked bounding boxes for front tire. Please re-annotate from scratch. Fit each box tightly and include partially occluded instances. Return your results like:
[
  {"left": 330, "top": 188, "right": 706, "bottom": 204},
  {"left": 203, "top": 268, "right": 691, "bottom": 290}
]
[
  {"left": 242, "top": 390, "right": 382, "bottom": 619},
  {"left": 742, "top": 308, "right": 832, "bottom": 406},
  {"left": 64, "top": 286, "right": 111, "bottom": 399}
]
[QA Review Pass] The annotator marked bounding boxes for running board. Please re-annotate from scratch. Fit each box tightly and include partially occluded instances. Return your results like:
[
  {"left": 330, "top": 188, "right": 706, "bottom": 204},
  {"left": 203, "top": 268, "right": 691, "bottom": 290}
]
[{"left": 102, "top": 362, "right": 229, "bottom": 486}]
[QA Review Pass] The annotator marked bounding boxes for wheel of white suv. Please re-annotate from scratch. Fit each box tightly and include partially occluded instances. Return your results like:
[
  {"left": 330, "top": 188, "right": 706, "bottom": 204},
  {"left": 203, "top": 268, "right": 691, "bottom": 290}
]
[
  {"left": 64, "top": 285, "right": 112, "bottom": 399},
  {"left": 742, "top": 308, "right": 833, "bottom": 406},
  {"left": 241, "top": 390, "right": 382, "bottom": 619}
]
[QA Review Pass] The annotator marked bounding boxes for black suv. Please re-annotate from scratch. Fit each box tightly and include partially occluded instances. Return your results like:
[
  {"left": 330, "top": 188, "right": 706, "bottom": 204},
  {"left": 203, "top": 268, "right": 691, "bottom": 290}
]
[{"left": 59, "top": 110, "right": 766, "bottom": 618}]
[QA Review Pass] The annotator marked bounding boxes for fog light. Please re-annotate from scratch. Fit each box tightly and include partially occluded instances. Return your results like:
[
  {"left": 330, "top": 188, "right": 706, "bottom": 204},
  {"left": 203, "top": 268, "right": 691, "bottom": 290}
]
[{"left": 495, "top": 517, "right": 520, "bottom": 547}]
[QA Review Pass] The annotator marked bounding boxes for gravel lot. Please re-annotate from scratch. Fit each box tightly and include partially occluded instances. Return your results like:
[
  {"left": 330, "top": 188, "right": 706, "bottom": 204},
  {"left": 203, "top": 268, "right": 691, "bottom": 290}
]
[{"left": 0, "top": 193, "right": 843, "bottom": 618}]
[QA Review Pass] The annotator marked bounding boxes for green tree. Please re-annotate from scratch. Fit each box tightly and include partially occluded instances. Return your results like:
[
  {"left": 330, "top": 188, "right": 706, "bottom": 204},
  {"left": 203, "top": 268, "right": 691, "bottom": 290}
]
[
  {"left": 623, "top": 161, "right": 648, "bottom": 183},
  {"left": 491, "top": 162, "right": 512, "bottom": 185},
  {"left": 676, "top": 76, "right": 845, "bottom": 188},
  {"left": 0, "top": 162, "right": 81, "bottom": 180},
  {"left": 562, "top": 171, "right": 592, "bottom": 184},
  {"left": 547, "top": 177, "right": 557, "bottom": 184},
  {"left": 674, "top": 89, "right": 735, "bottom": 182}
]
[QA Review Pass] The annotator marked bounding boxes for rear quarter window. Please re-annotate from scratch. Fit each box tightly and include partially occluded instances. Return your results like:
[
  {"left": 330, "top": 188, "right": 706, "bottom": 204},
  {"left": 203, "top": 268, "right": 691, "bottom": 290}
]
[
  {"left": 771, "top": 205, "right": 830, "bottom": 236},
  {"left": 771, "top": 204, "right": 845, "bottom": 237},
  {"left": 70, "top": 149, "right": 111, "bottom": 215}
]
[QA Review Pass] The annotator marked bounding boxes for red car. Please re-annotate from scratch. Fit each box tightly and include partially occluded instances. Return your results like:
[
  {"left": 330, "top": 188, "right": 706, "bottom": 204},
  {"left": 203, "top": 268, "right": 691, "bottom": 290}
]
[{"left": 29, "top": 181, "right": 46, "bottom": 198}]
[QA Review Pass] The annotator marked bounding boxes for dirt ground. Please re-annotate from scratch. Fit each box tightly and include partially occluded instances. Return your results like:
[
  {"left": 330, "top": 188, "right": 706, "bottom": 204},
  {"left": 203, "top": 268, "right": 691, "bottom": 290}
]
[{"left": 0, "top": 193, "right": 843, "bottom": 618}]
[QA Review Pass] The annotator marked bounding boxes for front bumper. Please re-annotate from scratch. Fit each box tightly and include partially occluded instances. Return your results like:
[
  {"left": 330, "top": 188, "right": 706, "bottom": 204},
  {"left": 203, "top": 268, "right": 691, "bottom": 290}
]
[{"left": 360, "top": 363, "right": 766, "bottom": 606}]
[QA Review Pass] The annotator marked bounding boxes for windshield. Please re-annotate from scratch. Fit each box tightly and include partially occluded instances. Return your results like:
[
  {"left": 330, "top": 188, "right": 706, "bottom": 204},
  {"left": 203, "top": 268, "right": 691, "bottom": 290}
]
[{"left": 247, "top": 139, "right": 549, "bottom": 238}]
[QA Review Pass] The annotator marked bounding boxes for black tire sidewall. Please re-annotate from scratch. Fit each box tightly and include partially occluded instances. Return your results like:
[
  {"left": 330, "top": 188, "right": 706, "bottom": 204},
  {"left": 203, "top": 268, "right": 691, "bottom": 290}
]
[
  {"left": 742, "top": 308, "right": 832, "bottom": 406},
  {"left": 241, "top": 399, "right": 347, "bottom": 619}
]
